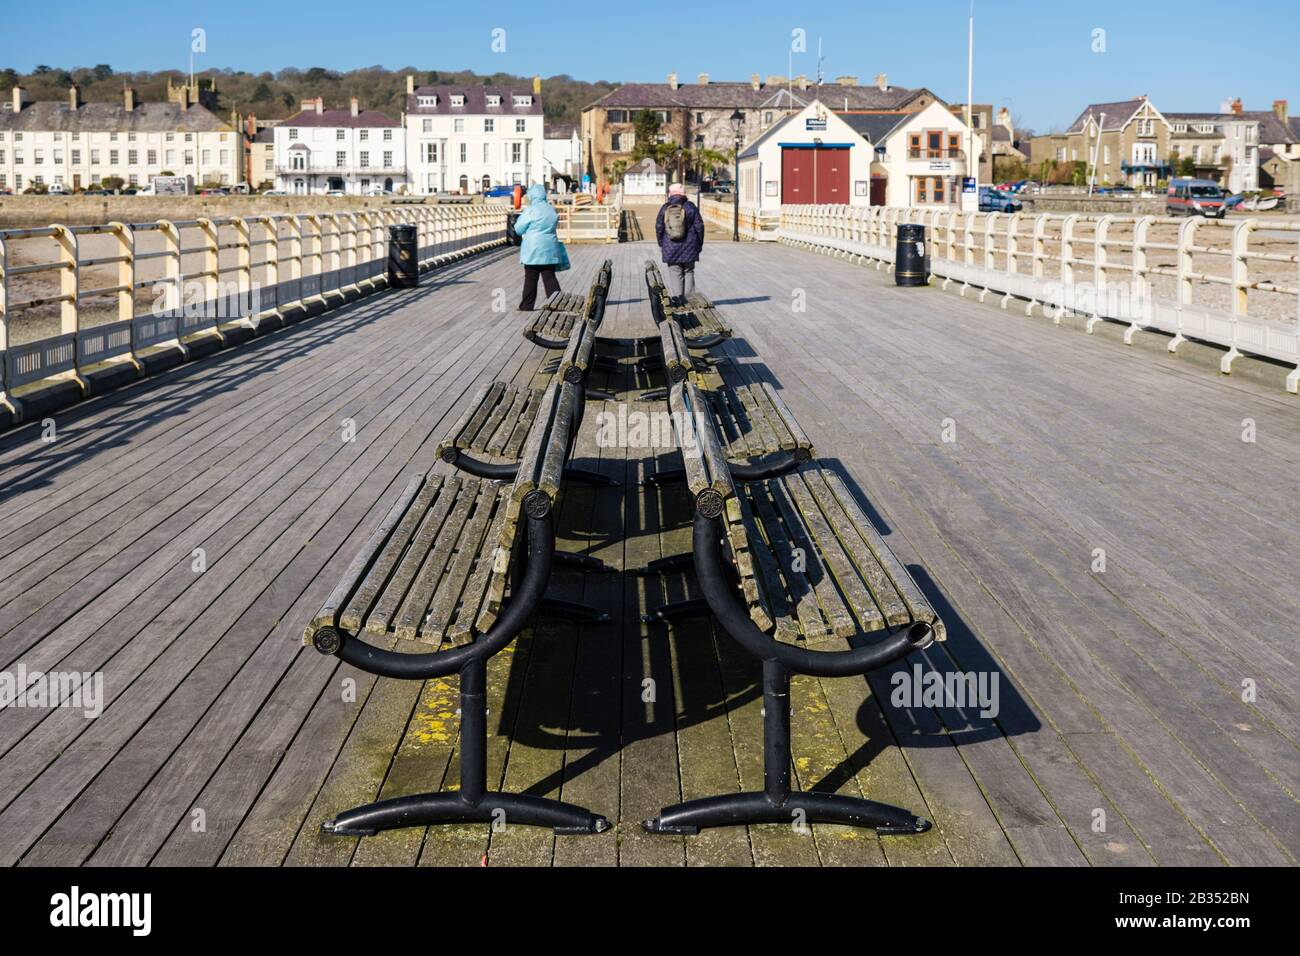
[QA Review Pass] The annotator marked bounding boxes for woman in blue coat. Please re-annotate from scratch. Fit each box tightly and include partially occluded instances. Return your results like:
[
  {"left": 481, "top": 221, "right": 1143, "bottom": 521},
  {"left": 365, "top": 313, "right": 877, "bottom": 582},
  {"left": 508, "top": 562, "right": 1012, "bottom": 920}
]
[{"left": 513, "top": 183, "right": 570, "bottom": 310}]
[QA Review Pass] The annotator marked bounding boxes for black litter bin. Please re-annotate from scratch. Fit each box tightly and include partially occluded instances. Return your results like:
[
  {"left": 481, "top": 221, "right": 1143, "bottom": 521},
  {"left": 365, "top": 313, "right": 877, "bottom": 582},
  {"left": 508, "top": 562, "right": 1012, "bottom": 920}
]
[
  {"left": 388, "top": 224, "right": 418, "bottom": 288},
  {"left": 895, "top": 223, "right": 929, "bottom": 287},
  {"left": 506, "top": 210, "right": 522, "bottom": 246}
]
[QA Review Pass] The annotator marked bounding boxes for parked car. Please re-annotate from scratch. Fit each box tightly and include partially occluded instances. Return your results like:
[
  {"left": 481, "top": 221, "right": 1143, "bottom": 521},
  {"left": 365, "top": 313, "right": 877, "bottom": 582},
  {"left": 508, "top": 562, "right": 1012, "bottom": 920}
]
[
  {"left": 1166, "top": 178, "right": 1226, "bottom": 218},
  {"left": 47, "top": 182, "right": 70, "bottom": 195},
  {"left": 1224, "top": 193, "right": 1247, "bottom": 210},
  {"left": 263, "top": 190, "right": 288, "bottom": 196},
  {"left": 325, "top": 189, "right": 347, "bottom": 197},
  {"left": 364, "top": 187, "right": 393, "bottom": 196},
  {"left": 712, "top": 180, "right": 735, "bottom": 194},
  {"left": 199, "top": 188, "right": 228, "bottom": 196},
  {"left": 0, "top": 186, "right": 11, "bottom": 195},
  {"left": 978, "top": 186, "right": 1022, "bottom": 213},
  {"left": 483, "top": 184, "right": 516, "bottom": 198}
]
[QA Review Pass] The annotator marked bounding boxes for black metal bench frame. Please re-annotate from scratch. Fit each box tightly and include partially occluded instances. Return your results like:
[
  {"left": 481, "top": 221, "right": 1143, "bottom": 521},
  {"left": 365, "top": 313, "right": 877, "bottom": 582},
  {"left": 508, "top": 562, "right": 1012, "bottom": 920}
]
[
  {"left": 639, "top": 382, "right": 937, "bottom": 837},
  {"left": 306, "top": 383, "right": 611, "bottom": 838}
]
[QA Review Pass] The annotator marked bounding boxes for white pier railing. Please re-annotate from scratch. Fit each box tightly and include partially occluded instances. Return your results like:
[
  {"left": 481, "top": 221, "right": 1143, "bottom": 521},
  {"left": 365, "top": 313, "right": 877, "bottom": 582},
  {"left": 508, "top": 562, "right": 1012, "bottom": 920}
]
[
  {"left": 0, "top": 204, "right": 507, "bottom": 424},
  {"left": 779, "top": 204, "right": 1300, "bottom": 392}
]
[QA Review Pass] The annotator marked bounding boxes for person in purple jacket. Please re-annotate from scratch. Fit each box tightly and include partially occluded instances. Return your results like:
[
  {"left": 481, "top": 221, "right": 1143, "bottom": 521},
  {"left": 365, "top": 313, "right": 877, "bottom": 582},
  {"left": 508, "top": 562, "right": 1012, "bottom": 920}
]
[{"left": 655, "top": 182, "right": 705, "bottom": 305}]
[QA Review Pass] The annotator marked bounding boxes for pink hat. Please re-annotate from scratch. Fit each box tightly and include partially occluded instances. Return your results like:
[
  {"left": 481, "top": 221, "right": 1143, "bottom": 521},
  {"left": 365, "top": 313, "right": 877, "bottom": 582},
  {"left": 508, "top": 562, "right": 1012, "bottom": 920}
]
[{"left": 668, "top": 182, "right": 685, "bottom": 196}]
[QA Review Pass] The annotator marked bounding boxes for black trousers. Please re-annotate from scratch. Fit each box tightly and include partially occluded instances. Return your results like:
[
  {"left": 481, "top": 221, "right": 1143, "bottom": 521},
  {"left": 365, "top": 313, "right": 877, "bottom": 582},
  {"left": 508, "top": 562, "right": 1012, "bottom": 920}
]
[{"left": 519, "top": 265, "right": 561, "bottom": 311}]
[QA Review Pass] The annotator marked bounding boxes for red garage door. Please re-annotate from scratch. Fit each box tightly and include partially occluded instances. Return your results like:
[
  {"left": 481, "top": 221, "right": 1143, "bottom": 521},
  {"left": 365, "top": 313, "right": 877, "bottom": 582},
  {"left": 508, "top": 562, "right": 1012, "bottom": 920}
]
[{"left": 781, "top": 147, "right": 850, "bottom": 204}]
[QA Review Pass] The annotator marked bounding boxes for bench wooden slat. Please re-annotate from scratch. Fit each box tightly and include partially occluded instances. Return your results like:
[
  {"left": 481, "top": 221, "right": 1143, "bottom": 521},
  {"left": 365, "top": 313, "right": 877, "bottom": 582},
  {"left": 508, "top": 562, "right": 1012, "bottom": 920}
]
[
  {"left": 752, "top": 481, "right": 835, "bottom": 640},
  {"left": 538, "top": 383, "right": 579, "bottom": 501},
  {"left": 338, "top": 474, "right": 444, "bottom": 634},
  {"left": 363, "top": 475, "right": 464, "bottom": 635},
  {"left": 393, "top": 478, "right": 482, "bottom": 641},
  {"left": 303, "top": 472, "right": 427, "bottom": 643},
  {"left": 447, "top": 502, "right": 510, "bottom": 646}
]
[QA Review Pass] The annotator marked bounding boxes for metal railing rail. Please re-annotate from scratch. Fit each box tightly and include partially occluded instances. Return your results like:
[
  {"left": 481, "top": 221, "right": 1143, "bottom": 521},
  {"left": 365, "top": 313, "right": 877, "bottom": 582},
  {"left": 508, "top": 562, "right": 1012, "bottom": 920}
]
[
  {"left": 0, "top": 203, "right": 508, "bottom": 422},
  {"left": 778, "top": 204, "right": 1300, "bottom": 392}
]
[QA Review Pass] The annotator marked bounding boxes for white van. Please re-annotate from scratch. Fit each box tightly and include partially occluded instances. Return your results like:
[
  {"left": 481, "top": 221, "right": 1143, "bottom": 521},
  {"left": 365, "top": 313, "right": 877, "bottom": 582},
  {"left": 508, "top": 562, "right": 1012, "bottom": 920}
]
[{"left": 48, "top": 182, "right": 69, "bottom": 195}]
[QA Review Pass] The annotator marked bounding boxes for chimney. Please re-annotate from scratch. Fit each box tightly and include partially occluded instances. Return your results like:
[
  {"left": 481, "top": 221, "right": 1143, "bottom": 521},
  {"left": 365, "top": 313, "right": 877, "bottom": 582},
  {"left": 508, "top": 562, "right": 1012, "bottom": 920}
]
[
  {"left": 794, "top": 74, "right": 808, "bottom": 90},
  {"left": 1231, "top": 97, "right": 1242, "bottom": 116},
  {"left": 667, "top": 72, "right": 678, "bottom": 90},
  {"left": 766, "top": 75, "right": 787, "bottom": 88},
  {"left": 68, "top": 84, "right": 82, "bottom": 110},
  {"left": 315, "top": 97, "right": 324, "bottom": 115},
  {"left": 875, "top": 73, "right": 888, "bottom": 92},
  {"left": 406, "top": 74, "right": 415, "bottom": 95},
  {"left": 697, "top": 73, "right": 709, "bottom": 86},
  {"left": 533, "top": 75, "right": 541, "bottom": 95},
  {"left": 350, "top": 96, "right": 359, "bottom": 118},
  {"left": 750, "top": 73, "right": 761, "bottom": 91},
  {"left": 835, "top": 75, "right": 858, "bottom": 87},
  {"left": 1274, "top": 99, "right": 1288, "bottom": 123},
  {"left": 124, "top": 85, "right": 138, "bottom": 112}
]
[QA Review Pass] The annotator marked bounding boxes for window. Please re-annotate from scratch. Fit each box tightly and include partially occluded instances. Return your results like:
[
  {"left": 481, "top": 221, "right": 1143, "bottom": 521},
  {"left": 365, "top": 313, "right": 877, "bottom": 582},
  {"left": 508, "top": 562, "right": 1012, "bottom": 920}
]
[
  {"left": 1136, "top": 118, "right": 1154, "bottom": 136},
  {"left": 486, "top": 95, "right": 501, "bottom": 107},
  {"left": 53, "top": 149, "right": 63, "bottom": 163},
  {"left": 128, "top": 132, "right": 136, "bottom": 141},
  {"left": 423, "top": 142, "right": 438, "bottom": 162},
  {"left": 422, "top": 119, "right": 432, "bottom": 133},
  {"left": 110, "top": 133, "right": 118, "bottom": 141},
  {"left": 0, "top": 175, "right": 5, "bottom": 188},
  {"left": 484, "top": 118, "right": 495, "bottom": 133},
  {"left": 1132, "top": 142, "right": 1156, "bottom": 165},
  {"left": 184, "top": 150, "right": 194, "bottom": 165},
  {"left": 1103, "top": 145, "right": 1110, "bottom": 165},
  {"left": 336, "top": 128, "right": 345, "bottom": 140},
  {"left": 607, "top": 110, "right": 628, "bottom": 123},
  {"left": 147, "top": 149, "right": 156, "bottom": 164},
  {"left": 458, "top": 143, "right": 466, "bottom": 163},
  {"left": 359, "top": 151, "right": 370, "bottom": 167},
  {"left": 763, "top": 111, "right": 773, "bottom": 125},
  {"left": 336, "top": 150, "right": 346, "bottom": 167},
  {"left": 126, "top": 149, "right": 138, "bottom": 164},
  {"left": 184, "top": 133, "right": 193, "bottom": 142},
  {"left": 695, "top": 112, "right": 704, "bottom": 123},
  {"left": 655, "top": 110, "right": 669, "bottom": 122},
  {"left": 454, "top": 118, "right": 464, "bottom": 132},
  {"left": 0, "top": 150, "right": 6, "bottom": 164},
  {"left": 359, "top": 129, "right": 369, "bottom": 141},
  {"left": 13, "top": 132, "right": 21, "bottom": 141},
  {"left": 201, "top": 150, "right": 211, "bottom": 164},
  {"left": 109, "top": 150, "right": 118, "bottom": 164},
  {"left": 948, "top": 133, "right": 960, "bottom": 156},
  {"left": 33, "top": 149, "right": 43, "bottom": 164},
  {"left": 382, "top": 129, "right": 392, "bottom": 141},
  {"left": 511, "top": 143, "right": 522, "bottom": 163},
  {"left": 128, "top": 173, "right": 138, "bottom": 185},
  {"left": 1055, "top": 147, "right": 1065, "bottom": 162},
  {"left": 166, "top": 132, "right": 174, "bottom": 142},
  {"left": 165, "top": 150, "right": 176, "bottom": 165},
  {"left": 515, "top": 118, "right": 526, "bottom": 133},
  {"left": 91, "top": 150, "right": 100, "bottom": 164},
  {"left": 512, "top": 95, "right": 531, "bottom": 107},
  {"left": 384, "top": 150, "right": 393, "bottom": 167},
  {"left": 451, "top": 94, "right": 465, "bottom": 107},
  {"left": 417, "top": 96, "right": 436, "bottom": 108},
  {"left": 483, "top": 143, "right": 489, "bottom": 162},
  {"left": 288, "top": 128, "right": 299, "bottom": 140},
  {"left": 611, "top": 133, "right": 623, "bottom": 151},
  {"left": 265, "top": 156, "right": 272, "bottom": 171}
]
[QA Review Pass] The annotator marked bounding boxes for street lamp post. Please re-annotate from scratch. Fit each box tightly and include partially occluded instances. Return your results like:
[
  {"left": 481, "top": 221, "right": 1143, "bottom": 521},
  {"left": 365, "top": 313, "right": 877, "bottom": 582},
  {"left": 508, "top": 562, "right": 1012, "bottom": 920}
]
[
  {"left": 694, "top": 133, "right": 704, "bottom": 207},
  {"left": 729, "top": 109, "right": 744, "bottom": 242}
]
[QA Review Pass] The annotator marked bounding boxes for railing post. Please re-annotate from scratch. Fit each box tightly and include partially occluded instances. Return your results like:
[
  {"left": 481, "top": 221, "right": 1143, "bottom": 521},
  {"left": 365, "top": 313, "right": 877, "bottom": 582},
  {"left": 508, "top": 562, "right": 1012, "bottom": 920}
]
[
  {"left": 1087, "top": 214, "right": 1113, "bottom": 332},
  {"left": 110, "top": 221, "right": 143, "bottom": 376},
  {"left": 0, "top": 235, "right": 17, "bottom": 421},
  {"left": 1222, "top": 218, "right": 1257, "bottom": 374},
  {"left": 1172, "top": 216, "right": 1200, "bottom": 353},
  {"left": 230, "top": 216, "right": 253, "bottom": 331},
  {"left": 52, "top": 224, "right": 90, "bottom": 393},
  {"left": 1057, "top": 214, "right": 1077, "bottom": 324},
  {"left": 259, "top": 216, "right": 280, "bottom": 328},
  {"left": 1126, "top": 215, "right": 1154, "bottom": 343},
  {"left": 195, "top": 218, "right": 225, "bottom": 344}
]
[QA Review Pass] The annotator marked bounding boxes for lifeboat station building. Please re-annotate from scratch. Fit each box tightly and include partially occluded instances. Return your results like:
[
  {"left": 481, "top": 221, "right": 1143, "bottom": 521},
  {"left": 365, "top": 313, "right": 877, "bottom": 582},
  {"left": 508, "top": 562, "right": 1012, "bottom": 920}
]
[{"left": 738, "top": 99, "right": 981, "bottom": 212}]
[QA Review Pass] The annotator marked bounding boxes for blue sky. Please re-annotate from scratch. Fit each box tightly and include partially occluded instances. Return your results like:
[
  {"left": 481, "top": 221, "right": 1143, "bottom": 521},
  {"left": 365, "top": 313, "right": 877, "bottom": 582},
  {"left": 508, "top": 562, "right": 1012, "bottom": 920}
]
[{"left": 0, "top": 0, "right": 1292, "bottom": 132}]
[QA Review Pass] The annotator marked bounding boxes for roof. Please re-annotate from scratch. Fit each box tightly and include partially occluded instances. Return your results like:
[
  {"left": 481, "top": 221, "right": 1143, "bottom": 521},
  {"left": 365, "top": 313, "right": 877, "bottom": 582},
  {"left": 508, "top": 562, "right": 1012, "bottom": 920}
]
[
  {"left": 586, "top": 80, "right": 931, "bottom": 113},
  {"left": 282, "top": 108, "right": 399, "bottom": 129},
  {"left": 544, "top": 121, "right": 577, "bottom": 139},
  {"left": 837, "top": 112, "right": 910, "bottom": 145},
  {"left": 0, "top": 100, "right": 233, "bottom": 133},
  {"left": 991, "top": 126, "right": 1012, "bottom": 142},
  {"left": 624, "top": 157, "right": 667, "bottom": 175},
  {"left": 1065, "top": 99, "right": 1149, "bottom": 134},
  {"left": 1166, "top": 110, "right": 1298, "bottom": 145},
  {"left": 407, "top": 86, "right": 542, "bottom": 115},
  {"left": 252, "top": 127, "right": 274, "bottom": 143}
]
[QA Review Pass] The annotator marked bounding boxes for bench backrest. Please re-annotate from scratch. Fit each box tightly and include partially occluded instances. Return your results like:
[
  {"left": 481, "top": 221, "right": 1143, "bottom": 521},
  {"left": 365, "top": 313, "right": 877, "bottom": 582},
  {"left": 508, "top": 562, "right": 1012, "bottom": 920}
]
[
  {"left": 477, "top": 378, "right": 580, "bottom": 630},
  {"left": 669, "top": 380, "right": 734, "bottom": 518},
  {"left": 559, "top": 317, "right": 598, "bottom": 384}
]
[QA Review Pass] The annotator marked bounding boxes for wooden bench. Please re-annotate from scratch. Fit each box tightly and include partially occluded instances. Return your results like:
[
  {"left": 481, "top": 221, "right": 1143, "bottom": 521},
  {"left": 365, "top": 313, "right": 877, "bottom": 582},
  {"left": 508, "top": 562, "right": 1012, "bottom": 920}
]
[
  {"left": 438, "top": 309, "right": 616, "bottom": 485},
  {"left": 304, "top": 378, "right": 611, "bottom": 838},
  {"left": 644, "top": 261, "right": 731, "bottom": 347},
  {"left": 711, "top": 360, "right": 814, "bottom": 466},
  {"left": 523, "top": 260, "right": 612, "bottom": 349},
  {"left": 640, "top": 380, "right": 942, "bottom": 836}
]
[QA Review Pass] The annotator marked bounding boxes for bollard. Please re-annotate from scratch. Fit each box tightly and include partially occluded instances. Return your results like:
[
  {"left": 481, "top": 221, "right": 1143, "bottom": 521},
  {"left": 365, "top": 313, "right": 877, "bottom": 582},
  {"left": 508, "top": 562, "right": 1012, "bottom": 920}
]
[
  {"left": 895, "top": 223, "right": 929, "bottom": 287},
  {"left": 388, "top": 223, "right": 418, "bottom": 288}
]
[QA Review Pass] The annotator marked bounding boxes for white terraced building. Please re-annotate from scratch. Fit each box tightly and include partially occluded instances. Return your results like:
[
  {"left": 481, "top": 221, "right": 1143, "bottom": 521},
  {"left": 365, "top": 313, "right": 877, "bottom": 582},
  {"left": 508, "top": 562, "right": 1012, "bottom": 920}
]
[
  {"left": 403, "top": 78, "right": 545, "bottom": 194},
  {"left": 274, "top": 97, "right": 407, "bottom": 195},
  {"left": 0, "top": 82, "right": 242, "bottom": 193}
]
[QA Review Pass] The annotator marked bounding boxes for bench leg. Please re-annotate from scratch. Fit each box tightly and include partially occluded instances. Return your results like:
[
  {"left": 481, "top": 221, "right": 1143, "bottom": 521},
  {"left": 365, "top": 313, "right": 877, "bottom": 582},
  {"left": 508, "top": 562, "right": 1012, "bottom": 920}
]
[
  {"left": 646, "top": 467, "right": 685, "bottom": 486},
  {"left": 552, "top": 550, "right": 612, "bottom": 572},
  {"left": 633, "top": 552, "right": 694, "bottom": 574},
  {"left": 640, "top": 597, "right": 709, "bottom": 623},
  {"left": 562, "top": 466, "right": 621, "bottom": 487},
  {"left": 638, "top": 387, "right": 668, "bottom": 402},
  {"left": 323, "top": 656, "right": 610, "bottom": 837},
  {"left": 584, "top": 388, "right": 617, "bottom": 403},
  {"left": 643, "top": 660, "right": 930, "bottom": 836},
  {"left": 540, "top": 597, "right": 611, "bottom": 623}
]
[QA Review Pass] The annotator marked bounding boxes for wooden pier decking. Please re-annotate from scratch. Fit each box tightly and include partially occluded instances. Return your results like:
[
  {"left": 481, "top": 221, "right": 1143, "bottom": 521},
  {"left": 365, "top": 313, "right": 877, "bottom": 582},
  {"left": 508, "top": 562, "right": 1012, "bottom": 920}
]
[{"left": 0, "top": 240, "right": 1296, "bottom": 867}]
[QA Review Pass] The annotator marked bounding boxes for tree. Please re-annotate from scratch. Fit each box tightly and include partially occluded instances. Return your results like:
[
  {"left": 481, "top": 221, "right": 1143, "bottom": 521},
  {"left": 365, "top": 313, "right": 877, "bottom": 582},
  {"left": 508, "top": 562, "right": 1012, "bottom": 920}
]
[
  {"left": 1177, "top": 155, "right": 1196, "bottom": 177},
  {"left": 631, "top": 110, "right": 661, "bottom": 161},
  {"left": 92, "top": 64, "right": 113, "bottom": 82},
  {"left": 252, "top": 81, "right": 273, "bottom": 102},
  {"left": 101, "top": 176, "right": 124, "bottom": 191}
]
